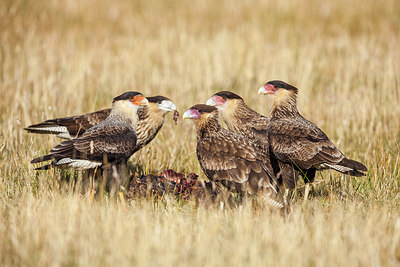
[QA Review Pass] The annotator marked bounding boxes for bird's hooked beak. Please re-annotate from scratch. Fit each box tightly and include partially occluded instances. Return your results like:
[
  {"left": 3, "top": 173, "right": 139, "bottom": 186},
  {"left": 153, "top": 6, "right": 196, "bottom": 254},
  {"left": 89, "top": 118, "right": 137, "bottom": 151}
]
[
  {"left": 158, "top": 100, "right": 177, "bottom": 112},
  {"left": 182, "top": 109, "right": 200, "bottom": 120},
  {"left": 206, "top": 95, "right": 226, "bottom": 107},
  {"left": 131, "top": 95, "right": 149, "bottom": 106},
  {"left": 258, "top": 84, "right": 276, "bottom": 95}
]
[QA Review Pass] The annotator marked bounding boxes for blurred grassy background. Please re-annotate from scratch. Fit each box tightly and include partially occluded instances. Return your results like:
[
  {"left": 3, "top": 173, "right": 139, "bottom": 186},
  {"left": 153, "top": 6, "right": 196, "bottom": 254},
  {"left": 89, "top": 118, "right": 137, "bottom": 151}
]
[{"left": 0, "top": 0, "right": 399, "bottom": 266}]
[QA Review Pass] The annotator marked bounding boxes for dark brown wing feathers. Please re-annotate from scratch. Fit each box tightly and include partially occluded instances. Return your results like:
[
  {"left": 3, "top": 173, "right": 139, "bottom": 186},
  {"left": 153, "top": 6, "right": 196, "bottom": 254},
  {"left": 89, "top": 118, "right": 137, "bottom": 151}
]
[
  {"left": 218, "top": 100, "right": 300, "bottom": 189},
  {"left": 25, "top": 109, "right": 111, "bottom": 137},
  {"left": 268, "top": 118, "right": 343, "bottom": 169},
  {"left": 196, "top": 128, "right": 278, "bottom": 194},
  {"left": 72, "top": 124, "right": 137, "bottom": 160},
  {"left": 31, "top": 123, "right": 137, "bottom": 167},
  {"left": 268, "top": 116, "right": 367, "bottom": 175}
]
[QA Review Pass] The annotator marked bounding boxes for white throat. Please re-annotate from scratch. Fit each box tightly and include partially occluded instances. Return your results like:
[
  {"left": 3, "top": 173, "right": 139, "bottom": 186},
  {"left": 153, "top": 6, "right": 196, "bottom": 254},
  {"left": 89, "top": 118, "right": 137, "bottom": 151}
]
[{"left": 110, "top": 101, "right": 140, "bottom": 129}]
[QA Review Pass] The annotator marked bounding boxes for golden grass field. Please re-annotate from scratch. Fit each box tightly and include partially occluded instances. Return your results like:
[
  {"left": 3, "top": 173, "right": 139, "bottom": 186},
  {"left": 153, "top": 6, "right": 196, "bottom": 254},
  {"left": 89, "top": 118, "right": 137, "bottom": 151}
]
[{"left": 1, "top": 0, "right": 400, "bottom": 266}]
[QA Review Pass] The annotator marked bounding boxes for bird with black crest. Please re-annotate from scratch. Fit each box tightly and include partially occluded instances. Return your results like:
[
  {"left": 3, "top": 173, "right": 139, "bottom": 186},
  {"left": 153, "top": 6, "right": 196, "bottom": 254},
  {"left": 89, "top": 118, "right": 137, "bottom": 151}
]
[
  {"left": 183, "top": 104, "right": 284, "bottom": 209},
  {"left": 206, "top": 91, "right": 300, "bottom": 192},
  {"left": 25, "top": 96, "right": 178, "bottom": 155},
  {"left": 30, "top": 91, "right": 148, "bottom": 173},
  {"left": 258, "top": 80, "right": 368, "bottom": 181}
]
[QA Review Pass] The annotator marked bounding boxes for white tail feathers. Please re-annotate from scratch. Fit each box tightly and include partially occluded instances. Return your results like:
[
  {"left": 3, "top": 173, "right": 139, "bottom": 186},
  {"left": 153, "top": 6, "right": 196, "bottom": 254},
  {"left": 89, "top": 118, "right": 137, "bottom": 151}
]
[
  {"left": 56, "top": 158, "right": 102, "bottom": 169},
  {"left": 324, "top": 163, "right": 353, "bottom": 172},
  {"left": 263, "top": 195, "right": 284, "bottom": 209}
]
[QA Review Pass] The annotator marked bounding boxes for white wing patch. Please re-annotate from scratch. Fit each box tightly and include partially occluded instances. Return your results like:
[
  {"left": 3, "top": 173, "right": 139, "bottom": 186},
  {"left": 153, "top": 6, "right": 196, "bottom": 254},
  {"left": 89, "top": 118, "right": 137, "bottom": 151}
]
[{"left": 57, "top": 132, "right": 73, "bottom": 140}]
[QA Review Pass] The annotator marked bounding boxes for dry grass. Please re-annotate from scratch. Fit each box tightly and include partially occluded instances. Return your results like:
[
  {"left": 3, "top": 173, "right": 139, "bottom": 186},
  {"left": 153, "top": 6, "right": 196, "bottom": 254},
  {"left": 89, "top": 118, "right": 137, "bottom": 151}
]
[{"left": 1, "top": 0, "right": 400, "bottom": 266}]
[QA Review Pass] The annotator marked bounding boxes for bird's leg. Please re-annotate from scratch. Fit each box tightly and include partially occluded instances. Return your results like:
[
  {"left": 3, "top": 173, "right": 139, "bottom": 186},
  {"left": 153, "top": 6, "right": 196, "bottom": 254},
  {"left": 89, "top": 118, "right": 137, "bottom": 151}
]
[
  {"left": 119, "top": 159, "right": 131, "bottom": 193},
  {"left": 283, "top": 188, "right": 290, "bottom": 207},
  {"left": 95, "top": 167, "right": 106, "bottom": 201},
  {"left": 109, "top": 165, "right": 120, "bottom": 198},
  {"left": 89, "top": 170, "right": 95, "bottom": 203},
  {"left": 102, "top": 162, "right": 114, "bottom": 195},
  {"left": 304, "top": 184, "right": 310, "bottom": 202}
]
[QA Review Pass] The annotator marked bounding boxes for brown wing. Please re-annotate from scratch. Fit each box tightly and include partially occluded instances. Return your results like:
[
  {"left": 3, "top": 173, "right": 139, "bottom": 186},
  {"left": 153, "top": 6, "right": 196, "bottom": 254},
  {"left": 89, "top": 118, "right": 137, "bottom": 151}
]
[
  {"left": 268, "top": 118, "right": 344, "bottom": 169},
  {"left": 50, "top": 123, "right": 137, "bottom": 163},
  {"left": 68, "top": 109, "right": 111, "bottom": 135},
  {"left": 196, "top": 130, "right": 277, "bottom": 193},
  {"left": 238, "top": 114, "right": 300, "bottom": 189},
  {"left": 246, "top": 115, "right": 270, "bottom": 145},
  {"left": 227, "top": 108, "right": 270, "bottom": 147},
  {"left": 25, "top": 109, "right": 111, "bottom": 138}
]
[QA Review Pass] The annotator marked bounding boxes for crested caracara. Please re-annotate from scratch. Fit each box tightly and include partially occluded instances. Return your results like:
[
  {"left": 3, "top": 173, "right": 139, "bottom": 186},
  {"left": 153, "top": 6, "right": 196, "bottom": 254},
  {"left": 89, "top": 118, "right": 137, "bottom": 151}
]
[
  {"left": 183, "top": 104, "right": 283, "bottom": 208},
  {"left": 258, "top": 80, "right": 368, "bottom": 181},
  {"left": 206, "top": 91, "right": 300, "bottom": 189},
  {"left": 25, "top": 96, "right": 177, "bottom": 155},
  {"left": 30, "top": 92, "right": 148, "bottom": 170}
]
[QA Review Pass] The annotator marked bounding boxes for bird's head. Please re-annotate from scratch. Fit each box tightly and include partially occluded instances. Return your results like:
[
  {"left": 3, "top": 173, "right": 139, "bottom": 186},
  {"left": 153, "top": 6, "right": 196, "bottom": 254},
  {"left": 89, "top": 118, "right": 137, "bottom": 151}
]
[
  {"left": 147, "top": 96, "right": 177, "bottom": 113},
  {"left": 111, "top": 91, "right": 149, "bottom": 118},
  {"left": 113, "top": 91, "right": 149, "bottom": 106},
  {"left": 183, "top": 104, "right": 218, "bottom": 124},
  {"left": 206, "top": 91, "right": 247, "bottom": 123},
  {"left": 206, "top": 91, "right": 243, "bottom": 110},
  {"left": 258, "top": 80, "right": 298, "bottom": 97}
]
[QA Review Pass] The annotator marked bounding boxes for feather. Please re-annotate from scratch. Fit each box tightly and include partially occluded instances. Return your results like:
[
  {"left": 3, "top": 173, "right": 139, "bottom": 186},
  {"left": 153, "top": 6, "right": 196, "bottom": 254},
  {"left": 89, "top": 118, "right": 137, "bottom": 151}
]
[
  {"left": 30, "top": 91, "right": 151, "bottom": 170},
  {"left": 26, "top": 96, "right": 174, "bottom": 162},
  {"left": 263, "top": 80, "right": 367, "bottom": 177},
  {"left": 188, "top": 104, "right": 281, "bottom": 204},
  {"left": 25, "top": 109, "right": 111, "bottom": 139},
  {"left": 210, "top": 92, "right": 300, "bottom": 189}
]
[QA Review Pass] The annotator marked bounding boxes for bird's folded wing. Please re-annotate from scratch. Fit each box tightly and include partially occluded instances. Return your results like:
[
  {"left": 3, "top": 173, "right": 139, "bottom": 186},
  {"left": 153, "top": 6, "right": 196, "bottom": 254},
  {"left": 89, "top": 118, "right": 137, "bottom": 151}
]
[
  {"left": 248, "top": 118, "right": 270, "bottom": 145},
  {"left": 197, "top": 135, "right": 269, "bottom": 184},
  {"left": 55, "top": 109, "right": 111, "bottom": 137},
  {"left": 50, "top": 124, "right": 137, "bottom": 161},
  {"left": 25, "top": 108, "right": 111, "bottom": 138},
  {"left": 74, "top": 124, "right": 137, "bottom": 157},
  {"left": 268, "top": 119, "right": 344, "bottom": 169}
]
